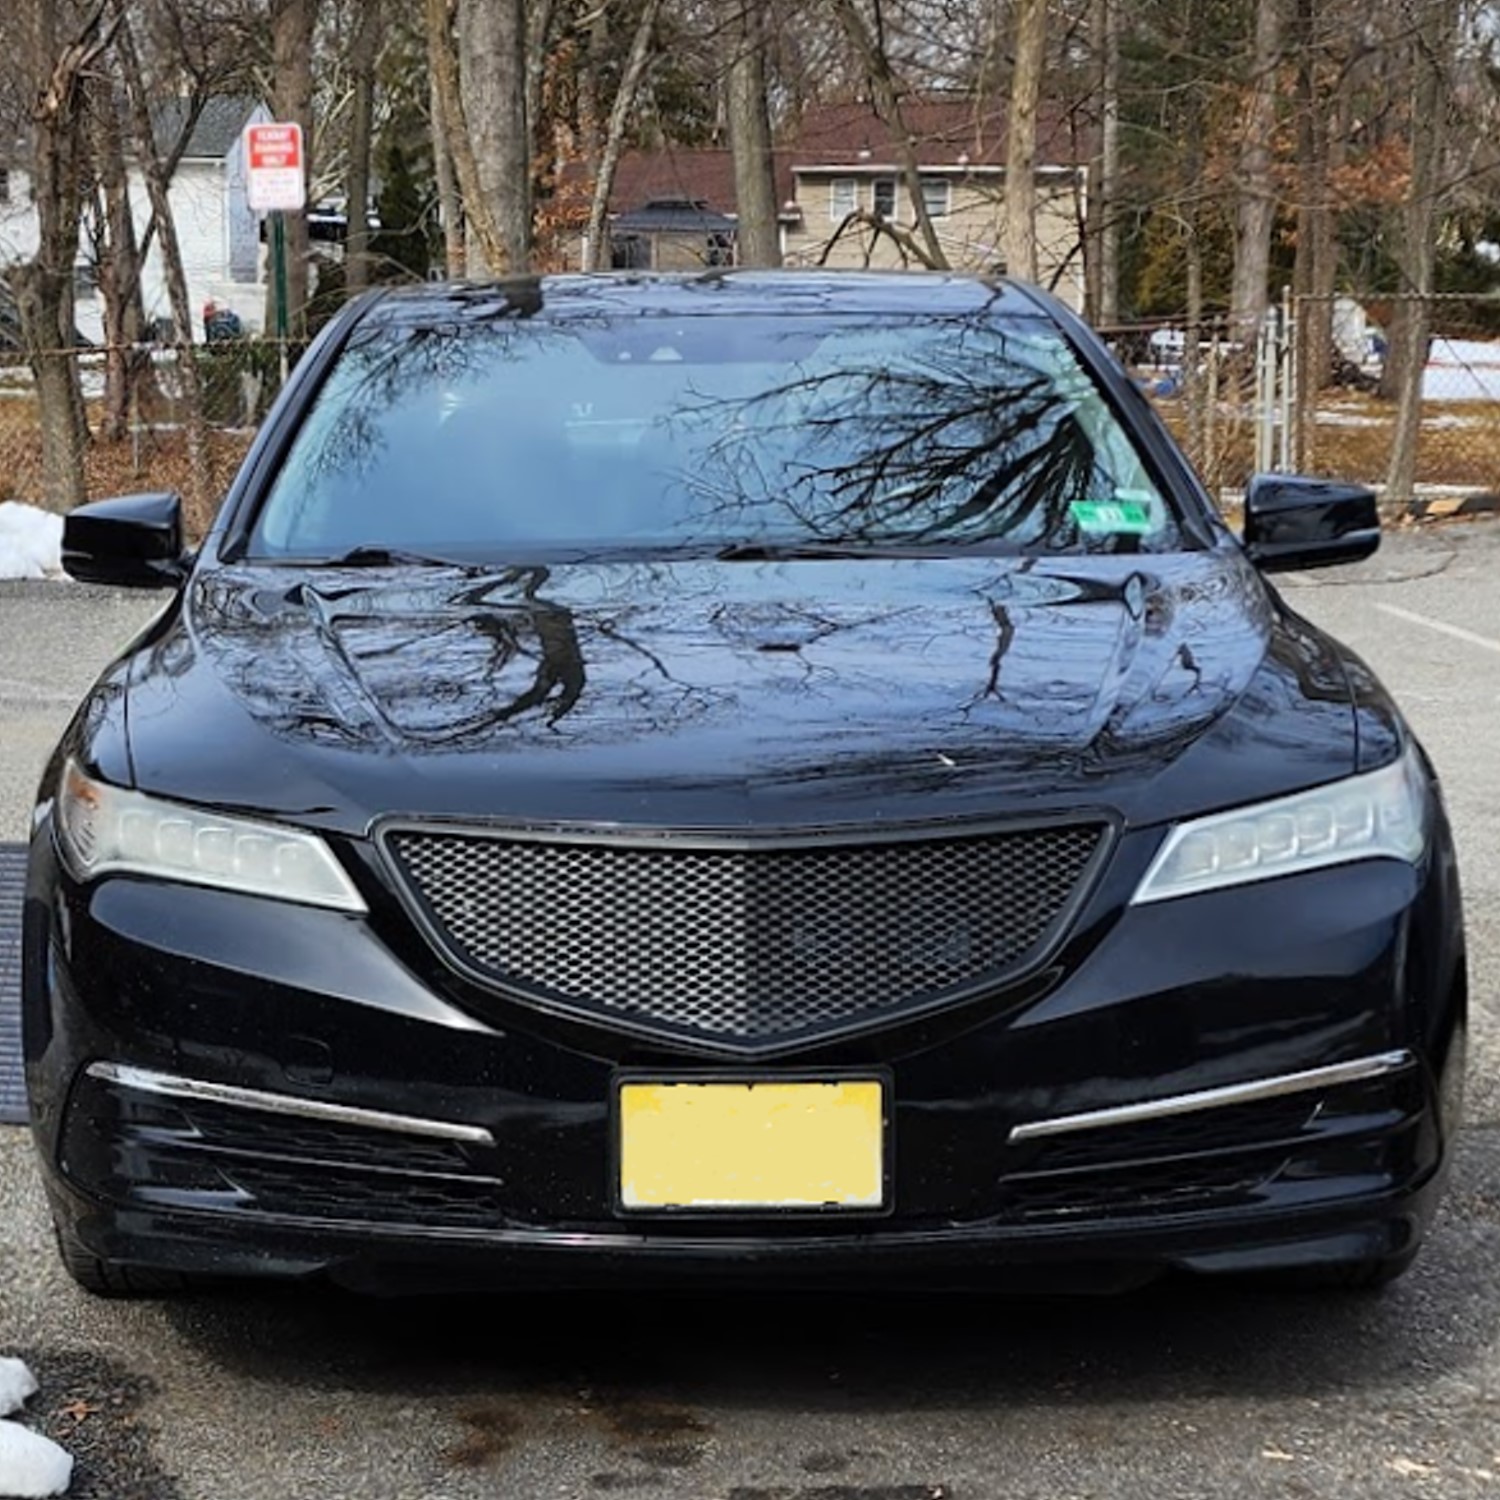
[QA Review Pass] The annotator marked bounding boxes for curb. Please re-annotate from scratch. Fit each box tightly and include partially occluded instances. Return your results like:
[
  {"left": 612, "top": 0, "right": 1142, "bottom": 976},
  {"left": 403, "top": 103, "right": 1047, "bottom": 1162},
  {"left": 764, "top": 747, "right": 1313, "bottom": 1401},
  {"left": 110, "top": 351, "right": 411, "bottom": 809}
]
[{"left": 1404, "top": 492, "right": 1500, "bottom": 523}]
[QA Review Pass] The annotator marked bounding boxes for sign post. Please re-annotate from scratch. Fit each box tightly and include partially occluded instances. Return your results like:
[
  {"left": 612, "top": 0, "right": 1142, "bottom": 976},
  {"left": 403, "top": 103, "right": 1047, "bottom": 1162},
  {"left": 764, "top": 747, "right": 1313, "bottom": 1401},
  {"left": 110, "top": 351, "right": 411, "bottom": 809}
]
[{"left": 244, "top": 122, "right": 306, "bottom": 382}]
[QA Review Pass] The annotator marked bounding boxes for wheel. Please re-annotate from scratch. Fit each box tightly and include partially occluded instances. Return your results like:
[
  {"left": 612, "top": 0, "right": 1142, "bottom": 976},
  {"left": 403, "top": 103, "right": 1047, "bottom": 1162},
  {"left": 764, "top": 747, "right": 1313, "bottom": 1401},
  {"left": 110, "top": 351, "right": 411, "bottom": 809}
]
[{"left": 52, "top": 1222, "right": 193, "bottom": 1298}]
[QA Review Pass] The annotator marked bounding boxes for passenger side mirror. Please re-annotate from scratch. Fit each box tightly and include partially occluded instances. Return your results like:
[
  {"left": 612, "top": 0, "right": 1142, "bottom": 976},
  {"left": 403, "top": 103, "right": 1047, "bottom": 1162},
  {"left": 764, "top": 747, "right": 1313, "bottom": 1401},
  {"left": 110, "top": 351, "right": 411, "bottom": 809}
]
[
  {"left": 1242, "top": 475, "right": 1379, "bottom": 573},
  {"left": 62, "top": 493, "right": 190, "bottom": 589}
]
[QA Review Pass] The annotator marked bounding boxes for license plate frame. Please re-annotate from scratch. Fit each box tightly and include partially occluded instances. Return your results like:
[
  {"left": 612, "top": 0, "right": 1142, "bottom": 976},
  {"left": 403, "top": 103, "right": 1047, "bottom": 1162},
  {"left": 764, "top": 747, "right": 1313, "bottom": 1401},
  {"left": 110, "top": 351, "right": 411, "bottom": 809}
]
[{"left": 612, "top": 1071, "right": 893, "bottom": 1217}]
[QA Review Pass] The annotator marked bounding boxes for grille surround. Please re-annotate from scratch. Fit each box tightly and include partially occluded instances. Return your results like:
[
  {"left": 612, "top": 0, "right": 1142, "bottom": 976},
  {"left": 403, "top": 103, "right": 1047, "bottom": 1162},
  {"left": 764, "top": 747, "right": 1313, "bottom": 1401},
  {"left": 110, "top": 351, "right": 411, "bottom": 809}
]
[{"left": 379, "top": 817, "right": 1113, "bottom": 1052}]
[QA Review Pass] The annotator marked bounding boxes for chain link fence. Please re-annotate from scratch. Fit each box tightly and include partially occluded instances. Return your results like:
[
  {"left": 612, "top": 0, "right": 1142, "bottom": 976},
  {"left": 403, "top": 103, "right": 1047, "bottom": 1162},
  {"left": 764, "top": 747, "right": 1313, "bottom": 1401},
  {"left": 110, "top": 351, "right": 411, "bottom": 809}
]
[
  {"left": 4, "top": 301, "right": 1498, "bottom": 537},
  {"left": 1106, "top": 293, "right": 1500, "bottom": 513},
  {"left": 0, "top": 339, "right": 301, "bottom": 537}
]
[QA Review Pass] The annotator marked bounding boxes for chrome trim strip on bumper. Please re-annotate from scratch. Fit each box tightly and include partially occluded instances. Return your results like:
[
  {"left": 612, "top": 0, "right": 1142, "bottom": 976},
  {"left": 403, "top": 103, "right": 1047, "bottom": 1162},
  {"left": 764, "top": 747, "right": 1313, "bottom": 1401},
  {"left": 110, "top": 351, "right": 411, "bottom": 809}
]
[
  {"left": 85, "top": 1062, "right": 496, "bottom": 1146},
  {"left": 1007, "top": 1049, "right": 1417, "bottom": 1144}
]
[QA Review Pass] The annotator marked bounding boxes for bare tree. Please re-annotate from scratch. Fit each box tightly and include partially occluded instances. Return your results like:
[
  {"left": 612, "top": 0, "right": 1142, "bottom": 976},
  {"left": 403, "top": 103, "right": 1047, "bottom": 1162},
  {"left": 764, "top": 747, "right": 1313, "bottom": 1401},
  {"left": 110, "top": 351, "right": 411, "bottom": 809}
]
[
  {"left": 1001, "top": 0, "right": 1046, "bottom": 282},
  {"left": 86, "top": 77, "right": 148, "bottom": 441},
  {"left": 430, "top": 62, "right": 465, "bottom": 277},
  {"left": 726, "top": 0, "right": 782, "bottom": 267},
  {"left": 1229, "top": 0, "right": 1282, "bottom": 334},
  {"left": 9, "top": 0, "right": 113, "bottom": 511},
  {"left": 582, "top": 0, "right": 665, "bottom": 272},
  {"left": 1088, "top": 0, "right": 1120, "bottom": 321},
  {"left": 113, "top": 3, "right": 213, "bottom": 507},
  {"left": 344, "top": 0, "right": 382, "bottom": 292},
  {"left": 828, "top": 0, "right": 949, "bottom": 269},
  {"left": 1384, "top": 0, "right": 1459, "bottom": 504},
  {"left": 457, "top": 0, "right": 531, "bottom": 274}
]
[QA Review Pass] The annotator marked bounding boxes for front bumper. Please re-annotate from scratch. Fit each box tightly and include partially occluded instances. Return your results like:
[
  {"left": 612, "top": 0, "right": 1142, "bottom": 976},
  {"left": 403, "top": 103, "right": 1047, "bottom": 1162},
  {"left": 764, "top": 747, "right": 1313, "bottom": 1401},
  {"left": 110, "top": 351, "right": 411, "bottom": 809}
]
[{"left": 25, "top": 818, "right": 1467, "bottom": 1290}]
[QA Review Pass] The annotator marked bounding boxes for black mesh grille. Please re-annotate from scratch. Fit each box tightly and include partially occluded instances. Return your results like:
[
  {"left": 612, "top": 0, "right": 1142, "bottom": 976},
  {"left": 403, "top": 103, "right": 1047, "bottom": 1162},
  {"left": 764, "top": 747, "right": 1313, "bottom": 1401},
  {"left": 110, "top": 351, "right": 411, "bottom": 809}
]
[{"left": 383, "top": 821, "right": 1108, "bottom": 1044}]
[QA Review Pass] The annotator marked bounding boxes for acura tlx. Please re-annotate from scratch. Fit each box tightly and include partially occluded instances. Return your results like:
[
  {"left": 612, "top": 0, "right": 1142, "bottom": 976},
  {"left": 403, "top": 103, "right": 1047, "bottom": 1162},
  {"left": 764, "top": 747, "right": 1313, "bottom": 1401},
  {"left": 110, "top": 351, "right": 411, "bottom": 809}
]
[{"left": 25, "top": 271, "right": 1465, "bottom": 1296}]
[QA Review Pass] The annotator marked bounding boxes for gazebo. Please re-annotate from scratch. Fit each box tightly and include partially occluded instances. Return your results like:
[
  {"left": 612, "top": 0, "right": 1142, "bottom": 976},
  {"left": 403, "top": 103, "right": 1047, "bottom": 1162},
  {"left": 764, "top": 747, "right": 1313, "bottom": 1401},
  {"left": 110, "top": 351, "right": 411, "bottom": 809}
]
[{"left": 609, "top": 199, "right": 737, "bottom": 271}]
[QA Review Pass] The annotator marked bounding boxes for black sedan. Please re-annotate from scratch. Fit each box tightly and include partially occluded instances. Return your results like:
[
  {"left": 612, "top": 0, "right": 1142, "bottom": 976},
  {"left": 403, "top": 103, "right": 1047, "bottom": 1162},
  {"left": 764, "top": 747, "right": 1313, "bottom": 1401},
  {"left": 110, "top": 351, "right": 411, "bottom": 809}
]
[{"left": 25, "top": 272, "right": 1465, "bottom": 1296}]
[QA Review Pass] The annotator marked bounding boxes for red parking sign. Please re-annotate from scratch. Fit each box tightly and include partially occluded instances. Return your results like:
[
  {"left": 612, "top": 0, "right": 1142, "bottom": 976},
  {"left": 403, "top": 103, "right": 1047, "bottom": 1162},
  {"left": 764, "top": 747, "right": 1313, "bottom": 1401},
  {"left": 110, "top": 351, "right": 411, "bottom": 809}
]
[{"left": 245, "top": 122, "right": 305, "bottom": 213}]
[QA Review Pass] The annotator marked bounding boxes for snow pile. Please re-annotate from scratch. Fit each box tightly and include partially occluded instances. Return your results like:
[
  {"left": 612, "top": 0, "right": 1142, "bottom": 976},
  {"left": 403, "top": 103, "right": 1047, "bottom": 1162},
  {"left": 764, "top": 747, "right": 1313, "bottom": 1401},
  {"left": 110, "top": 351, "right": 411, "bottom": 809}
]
[
  {"left": 0, "top": 1365, "right": 37, "bottom": 1418},
  {"left": 0, "top": 504, "right": 65, "bottom": 581},
  {"left": 1423, "top": 337, "right": 1500, "bottom": 402},
  {"left": 0, "top": 1359, "right": 72, "bottom": 1498}
]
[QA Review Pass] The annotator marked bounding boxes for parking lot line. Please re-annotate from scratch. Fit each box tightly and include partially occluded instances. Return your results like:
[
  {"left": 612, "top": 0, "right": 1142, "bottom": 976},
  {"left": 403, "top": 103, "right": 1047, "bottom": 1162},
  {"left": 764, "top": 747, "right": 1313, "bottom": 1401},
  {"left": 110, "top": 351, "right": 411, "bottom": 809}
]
[{"left": 1375, "top": 603, "right": 1500, "bottom": 657}]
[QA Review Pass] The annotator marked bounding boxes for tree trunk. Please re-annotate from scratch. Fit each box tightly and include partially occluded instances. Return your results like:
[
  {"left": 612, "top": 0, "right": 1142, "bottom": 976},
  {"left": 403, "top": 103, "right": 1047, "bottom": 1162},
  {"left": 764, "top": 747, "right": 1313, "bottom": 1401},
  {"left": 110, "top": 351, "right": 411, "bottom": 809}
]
[
  {"left": 430, "top": 65, "right": 466, "bottom": 277},
  {"left": 1304, "top": 93, "right": 1342, "bottom": 394},
  {"left": 458, "top": 0, "right": 531, "bottom": 275},
  {"left": 828, "top": 0, "right": 948, "bottom": 269},
  {"left": 578, "top": 0, "right": 607, "bottom": 172},
  {"left": 525, "top": 0, "right": 557, "bottom": 186},
  {"left": 1384, "top": 0, "right": 1456, "bottom": 507},
  {"left": 1002, "top": 0, "right": 1046, "bottom": 283},
  {"left": 266, "top": 0, "right": 316, "bottom": 332},
  {"left": 427, "top": 0, "right": 508, "bottom": 273},
  {"left": 726, "top": 0, "right": 782, "bottom": 268},
  {"left": 13, "top": 0, "right": 107, "bottom": 512},
  {"left": 88, "top": 75, "right": 148, "bottom": 442},
  {"left": 1229, "top": 0, "right": 1282, "bottom": 335},
  {"left": 1094, "top": 0, "right": 1120, "bottom": 321},
  {"left": 345, "top": 0, "right": 382, "bottom": 293},
  {"left": 583, "top": 0, "right": 663, "bottom": 271},
  {"left": 115, "top": 8, "right": 212, "bottom": 511}
]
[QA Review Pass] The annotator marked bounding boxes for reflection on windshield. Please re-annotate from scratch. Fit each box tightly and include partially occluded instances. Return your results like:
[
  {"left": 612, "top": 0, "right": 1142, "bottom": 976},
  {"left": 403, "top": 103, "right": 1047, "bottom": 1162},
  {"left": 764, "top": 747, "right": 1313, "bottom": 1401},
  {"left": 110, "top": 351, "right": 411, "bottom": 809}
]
[{"left": 249, "top": 292, "right": 1185, "bottom": 561}]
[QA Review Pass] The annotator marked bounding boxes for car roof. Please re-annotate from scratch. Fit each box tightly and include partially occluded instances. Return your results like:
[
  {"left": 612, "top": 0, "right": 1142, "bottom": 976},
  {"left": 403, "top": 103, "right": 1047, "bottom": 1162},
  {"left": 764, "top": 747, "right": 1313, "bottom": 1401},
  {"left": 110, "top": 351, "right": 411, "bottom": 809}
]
[{"left": 359, "top": 270, "right": 1051, "bottom": 331}]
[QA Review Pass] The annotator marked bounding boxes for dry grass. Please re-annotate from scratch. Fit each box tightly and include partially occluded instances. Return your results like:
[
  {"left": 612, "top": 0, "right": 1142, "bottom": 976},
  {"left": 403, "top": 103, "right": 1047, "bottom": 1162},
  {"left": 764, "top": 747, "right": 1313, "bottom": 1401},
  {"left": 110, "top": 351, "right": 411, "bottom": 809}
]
[
  {"left": 0, "top": 398, "right": 253, "bottom": 538},
  {"left": 1156, "top": 391, "right": 1500, "bottom": 493}
]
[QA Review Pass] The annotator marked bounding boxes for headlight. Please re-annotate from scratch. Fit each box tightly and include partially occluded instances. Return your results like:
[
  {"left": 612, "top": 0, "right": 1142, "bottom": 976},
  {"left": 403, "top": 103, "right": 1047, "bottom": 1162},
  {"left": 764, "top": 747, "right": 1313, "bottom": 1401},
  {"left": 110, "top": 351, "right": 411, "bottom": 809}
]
[
  {"left": 1133, "top": 745, "right": 1429, "bottom": 904},
  {"left": 54, "top": 761, "right": 367, "bottom": 913}
]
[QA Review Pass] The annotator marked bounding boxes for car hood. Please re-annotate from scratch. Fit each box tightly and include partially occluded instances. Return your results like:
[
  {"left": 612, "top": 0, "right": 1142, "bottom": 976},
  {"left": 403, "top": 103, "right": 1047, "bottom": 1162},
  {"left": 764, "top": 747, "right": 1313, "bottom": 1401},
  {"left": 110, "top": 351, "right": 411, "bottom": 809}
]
[{"left": 119, "top": 550, "right": 1358, "bottom": 833}]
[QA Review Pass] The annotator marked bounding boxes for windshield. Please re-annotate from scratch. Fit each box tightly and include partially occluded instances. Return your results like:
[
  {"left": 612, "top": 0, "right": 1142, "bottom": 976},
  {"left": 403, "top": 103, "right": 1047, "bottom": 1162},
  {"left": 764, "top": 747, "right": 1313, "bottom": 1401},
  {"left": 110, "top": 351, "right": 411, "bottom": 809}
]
[{"left": 247, "top": 304, "right": 1192, "bottom": 561}]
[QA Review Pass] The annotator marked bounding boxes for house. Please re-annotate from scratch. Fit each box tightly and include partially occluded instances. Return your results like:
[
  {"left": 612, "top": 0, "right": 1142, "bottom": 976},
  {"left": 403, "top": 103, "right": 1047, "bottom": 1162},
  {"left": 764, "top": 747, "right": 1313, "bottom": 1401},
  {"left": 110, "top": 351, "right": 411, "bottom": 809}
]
[
  {"left": 0, "top": 95, "right": 271, "bottom": 344},
  {"left": 573, "top": 98, "right": 1089, "bottom": 308}
]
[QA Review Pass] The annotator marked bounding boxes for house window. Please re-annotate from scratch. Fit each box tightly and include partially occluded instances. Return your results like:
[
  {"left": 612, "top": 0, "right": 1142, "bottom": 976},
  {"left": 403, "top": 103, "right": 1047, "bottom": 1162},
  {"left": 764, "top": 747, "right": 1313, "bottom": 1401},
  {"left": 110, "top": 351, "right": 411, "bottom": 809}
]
[
  {"left": 872, "top": 178, "right": 949, "bottom": 220},
  {"left": 829, "top": 178, "right": 857, "bottom": 221},
  {"left": 920, "top": 177, "right": 951, "bottom": 219}
]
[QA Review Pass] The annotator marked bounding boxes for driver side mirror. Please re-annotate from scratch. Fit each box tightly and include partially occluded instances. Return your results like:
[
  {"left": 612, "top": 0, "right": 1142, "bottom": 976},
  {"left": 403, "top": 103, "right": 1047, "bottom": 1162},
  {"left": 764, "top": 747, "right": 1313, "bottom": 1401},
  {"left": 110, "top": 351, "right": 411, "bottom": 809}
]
[{"left": 1242, "top": 475, "right": 1379, "bottom": 573}]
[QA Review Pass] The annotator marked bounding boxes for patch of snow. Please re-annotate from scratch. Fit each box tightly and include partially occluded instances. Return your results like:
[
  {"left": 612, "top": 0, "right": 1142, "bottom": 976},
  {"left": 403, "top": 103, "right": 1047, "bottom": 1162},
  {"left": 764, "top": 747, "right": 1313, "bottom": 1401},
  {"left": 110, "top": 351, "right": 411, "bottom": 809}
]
[
  {"left": 0, "top": 504, "right": 64, "bottom": 581},
  {"left": 1428, "top": 337, "right": 1500, "bottom": 367},
  {"left": 1313, "top": 411, "right": 1384, "bottom": 427},
  {"left": 0, "top": 1365, "right": 36, "bottom": 1421},
  {"left": 1422, "top": 338, "right": 1500, "bottom": 400},
  {"left": 0, "top": 1421, "right": 72, "bottom": 1498}
]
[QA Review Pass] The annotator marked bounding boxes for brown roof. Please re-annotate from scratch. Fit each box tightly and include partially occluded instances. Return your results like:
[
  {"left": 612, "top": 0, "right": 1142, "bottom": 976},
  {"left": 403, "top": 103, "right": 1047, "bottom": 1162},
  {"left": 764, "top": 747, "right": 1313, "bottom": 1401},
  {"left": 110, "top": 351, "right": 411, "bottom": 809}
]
[
  {"left": 563, "top": 97, "right": 1088, "bottom": 221},
  {"left": 790, "top": 97, "right": 1088, "bottom": 171},
  {"left": 592, "top": 147, "right": 798, "bottom": 219}
]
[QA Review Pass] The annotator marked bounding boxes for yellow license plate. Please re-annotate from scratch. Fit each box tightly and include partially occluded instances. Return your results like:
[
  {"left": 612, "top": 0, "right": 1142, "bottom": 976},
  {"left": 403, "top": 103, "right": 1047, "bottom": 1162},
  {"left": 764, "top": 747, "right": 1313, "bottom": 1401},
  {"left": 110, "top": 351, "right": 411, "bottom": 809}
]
[{"left": 617, "top": 1079, "right": 886, "bottom": 1211}]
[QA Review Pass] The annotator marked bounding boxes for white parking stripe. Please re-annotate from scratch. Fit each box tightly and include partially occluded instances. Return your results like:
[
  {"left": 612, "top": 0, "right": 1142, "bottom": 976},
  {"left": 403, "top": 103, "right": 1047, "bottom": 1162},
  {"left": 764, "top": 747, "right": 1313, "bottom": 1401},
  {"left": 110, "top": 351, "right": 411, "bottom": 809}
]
[{"left": 1375, "top": 602, "right": 1500, "bottom": 656}]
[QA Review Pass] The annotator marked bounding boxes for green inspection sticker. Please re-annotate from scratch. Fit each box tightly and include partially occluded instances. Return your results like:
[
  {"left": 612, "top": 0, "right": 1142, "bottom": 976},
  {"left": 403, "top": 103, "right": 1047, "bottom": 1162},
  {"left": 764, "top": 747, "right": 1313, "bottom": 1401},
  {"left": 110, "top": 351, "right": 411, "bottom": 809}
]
[{"left": 1069, "top": 499, "right": 1154, "bottom": 535}]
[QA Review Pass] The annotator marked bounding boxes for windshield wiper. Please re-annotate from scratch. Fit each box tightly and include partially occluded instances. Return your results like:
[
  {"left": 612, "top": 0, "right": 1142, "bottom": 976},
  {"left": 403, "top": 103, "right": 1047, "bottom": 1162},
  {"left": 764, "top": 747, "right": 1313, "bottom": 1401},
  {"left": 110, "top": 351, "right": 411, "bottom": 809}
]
[
  {"left": 320, "top": 544, "right": 479, "bottom": 569},
  {"left": 714, "top": 539, "right": 996, "bottom": 562}
]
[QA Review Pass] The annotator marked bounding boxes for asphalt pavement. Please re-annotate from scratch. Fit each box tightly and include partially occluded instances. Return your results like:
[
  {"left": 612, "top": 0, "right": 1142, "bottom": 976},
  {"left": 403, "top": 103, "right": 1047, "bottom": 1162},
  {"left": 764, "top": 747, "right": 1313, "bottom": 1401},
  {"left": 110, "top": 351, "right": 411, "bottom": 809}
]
[{"left": 1, "top": 521, "right": 1499, "bottom": 1499}]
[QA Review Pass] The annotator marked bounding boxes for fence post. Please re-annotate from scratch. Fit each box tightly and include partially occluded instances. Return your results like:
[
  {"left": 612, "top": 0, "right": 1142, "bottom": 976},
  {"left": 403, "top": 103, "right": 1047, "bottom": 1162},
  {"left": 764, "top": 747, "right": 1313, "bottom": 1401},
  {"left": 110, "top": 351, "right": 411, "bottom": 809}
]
[
  {"left": 1254, "top": 313, "right": 1273, "bottom": 473},
  {"left": 131, "top": 346, "right": 141, "bottom": 479},
  {"left": 1279, "top": 285, "right": 1294, "bottom": 472}
]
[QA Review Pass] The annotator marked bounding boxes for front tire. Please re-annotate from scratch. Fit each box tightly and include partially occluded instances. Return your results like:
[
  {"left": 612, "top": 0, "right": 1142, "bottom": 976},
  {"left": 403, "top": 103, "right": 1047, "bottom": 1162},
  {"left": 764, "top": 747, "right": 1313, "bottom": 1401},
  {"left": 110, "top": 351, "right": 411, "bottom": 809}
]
[{"left": 52, "top": 1222, "right": 193, "bottom": 1298}]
